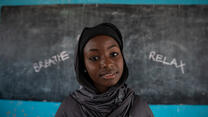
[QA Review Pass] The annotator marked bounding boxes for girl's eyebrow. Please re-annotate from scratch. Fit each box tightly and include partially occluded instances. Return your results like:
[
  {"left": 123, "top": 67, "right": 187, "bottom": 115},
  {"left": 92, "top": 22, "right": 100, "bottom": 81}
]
[
  {"left": 89, "top": 48, "right": 98, "bottom": 51},
  {"left": 107, "top": 44, "right": 117, "bottom": 50}
]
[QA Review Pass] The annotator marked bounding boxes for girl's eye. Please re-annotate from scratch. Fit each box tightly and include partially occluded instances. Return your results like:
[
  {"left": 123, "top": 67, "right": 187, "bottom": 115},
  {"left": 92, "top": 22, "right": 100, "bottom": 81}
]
[
  {"left": 110, "top": 52, "right": 119, "bottom": 57},
  {"left": 89, "top": 56, "right": 100, "bottom": 62}
]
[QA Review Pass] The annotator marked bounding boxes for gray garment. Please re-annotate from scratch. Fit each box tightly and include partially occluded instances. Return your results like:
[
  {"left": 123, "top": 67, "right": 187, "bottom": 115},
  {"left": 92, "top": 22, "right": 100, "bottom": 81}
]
[
  {"left": 56, "top": 23, "right": 154, "bottom": 117},
  {"left": 55, "top": 94, "right": 154, "bottom": 117}
]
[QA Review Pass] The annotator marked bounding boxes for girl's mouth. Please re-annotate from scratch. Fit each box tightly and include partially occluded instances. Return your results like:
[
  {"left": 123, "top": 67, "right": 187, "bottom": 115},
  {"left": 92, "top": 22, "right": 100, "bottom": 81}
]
[{"left": 100, "top": 72, "right": 118, "bottom": 79}]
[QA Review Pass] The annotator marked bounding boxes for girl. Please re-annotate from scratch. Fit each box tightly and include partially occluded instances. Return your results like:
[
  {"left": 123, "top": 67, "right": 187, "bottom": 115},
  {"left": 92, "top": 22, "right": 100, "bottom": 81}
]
[{"left": 55, "top": 23, "right": 154, "bottom": 117}]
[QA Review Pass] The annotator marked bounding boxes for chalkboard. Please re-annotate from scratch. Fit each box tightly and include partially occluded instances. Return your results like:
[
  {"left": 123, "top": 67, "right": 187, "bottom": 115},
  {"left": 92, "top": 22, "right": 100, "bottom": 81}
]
[{"left": 0, "top": 5, "right": 208, "bottom": 104}]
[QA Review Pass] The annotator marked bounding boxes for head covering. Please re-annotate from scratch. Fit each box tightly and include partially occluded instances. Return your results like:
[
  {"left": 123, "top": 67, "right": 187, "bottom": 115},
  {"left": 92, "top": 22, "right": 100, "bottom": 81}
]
[
  {"left": 75, "top": 23, "right": 128, "bottom": 90},
  {"left": 72, "top": 23, "right": 135, "bottom": 117}
]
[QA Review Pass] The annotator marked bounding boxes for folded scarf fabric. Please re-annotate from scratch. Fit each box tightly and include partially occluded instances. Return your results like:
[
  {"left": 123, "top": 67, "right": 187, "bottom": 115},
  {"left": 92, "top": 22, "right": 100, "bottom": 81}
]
[{"left": 72, "top": 84, "right": 135, "bottom": 117}]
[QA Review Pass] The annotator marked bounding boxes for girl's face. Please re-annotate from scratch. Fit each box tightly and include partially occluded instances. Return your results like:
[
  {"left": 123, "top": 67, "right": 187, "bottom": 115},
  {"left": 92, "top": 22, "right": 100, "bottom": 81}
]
[{"left": 84, "top": 35, "right": 124, "bottom": 93}]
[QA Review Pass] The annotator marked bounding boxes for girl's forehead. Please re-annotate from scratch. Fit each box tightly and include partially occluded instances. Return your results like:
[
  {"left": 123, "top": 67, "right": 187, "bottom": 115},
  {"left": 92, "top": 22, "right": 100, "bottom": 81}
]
[{"left": 85, "top": 35, "right": 119, "bottom": 48}]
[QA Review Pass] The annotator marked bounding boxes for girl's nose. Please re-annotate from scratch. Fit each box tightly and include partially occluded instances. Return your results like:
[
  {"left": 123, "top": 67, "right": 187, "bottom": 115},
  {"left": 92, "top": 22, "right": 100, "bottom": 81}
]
[{"left": 100, "top": 57, "right": 113, "bottom": 69}]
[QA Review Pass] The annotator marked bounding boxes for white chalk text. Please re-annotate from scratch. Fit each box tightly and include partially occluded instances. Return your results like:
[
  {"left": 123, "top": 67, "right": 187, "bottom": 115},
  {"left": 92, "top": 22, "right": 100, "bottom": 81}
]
[
  {"left": 33, "top": 51, "right": 70, "bottom": 72},
  {"left": 149, "top": 51, "right": 185, "bottom": 74}
]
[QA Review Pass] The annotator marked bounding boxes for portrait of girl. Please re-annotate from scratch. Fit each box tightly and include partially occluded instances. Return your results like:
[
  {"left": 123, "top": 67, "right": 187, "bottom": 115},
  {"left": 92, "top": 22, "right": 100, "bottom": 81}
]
[{"left": 55, "top": 23, "right": 154, "bottom": 117}]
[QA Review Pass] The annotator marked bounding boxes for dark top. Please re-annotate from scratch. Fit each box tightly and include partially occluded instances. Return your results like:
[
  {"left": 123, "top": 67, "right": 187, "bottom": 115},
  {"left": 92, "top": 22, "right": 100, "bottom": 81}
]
[
  {"left": 56, "top": 23, "right": 154, "bottom": 117},
  {"left": 55, "top": 94, "right": 154, "bottom": 117}
]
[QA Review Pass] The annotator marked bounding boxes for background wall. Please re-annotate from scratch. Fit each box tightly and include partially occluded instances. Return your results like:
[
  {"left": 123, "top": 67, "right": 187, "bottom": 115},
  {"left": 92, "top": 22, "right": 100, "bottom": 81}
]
[
  {"left": 0, "top": 0, "right": 208, "bottom": 117},
  {"left": 1, "top": 0, "right": 208, "bottom": 5}
]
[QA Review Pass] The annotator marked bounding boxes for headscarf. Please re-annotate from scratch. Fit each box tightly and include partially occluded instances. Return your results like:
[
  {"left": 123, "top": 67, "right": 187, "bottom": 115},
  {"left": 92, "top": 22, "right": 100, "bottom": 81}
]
[{"left": 71, "top": 23, "right": 135, "bottom": 117}]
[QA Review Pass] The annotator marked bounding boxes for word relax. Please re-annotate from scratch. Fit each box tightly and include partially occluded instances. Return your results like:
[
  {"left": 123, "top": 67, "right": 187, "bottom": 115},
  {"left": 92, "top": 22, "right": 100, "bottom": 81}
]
[
  {"left": 149, "top": 51, "right": 185, "bottom": 74},
  {"left": 33, "top": 51, "right": 70, "bottom": 72}
]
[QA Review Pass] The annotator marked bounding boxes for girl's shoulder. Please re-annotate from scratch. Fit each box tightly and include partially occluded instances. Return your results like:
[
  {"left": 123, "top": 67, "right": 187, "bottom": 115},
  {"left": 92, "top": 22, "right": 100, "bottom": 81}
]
[
  {"left": 55, "top": 94, "right": 83, "bottom": 117},
  {"left": 130, "top": 94, "right": 154, "bottom": 117}
]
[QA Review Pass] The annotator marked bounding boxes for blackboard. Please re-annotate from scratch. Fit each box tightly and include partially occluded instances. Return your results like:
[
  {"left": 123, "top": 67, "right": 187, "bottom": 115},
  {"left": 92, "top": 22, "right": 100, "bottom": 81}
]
[{"left": 0, "top": 5, "right": 208, "bottom": 104}]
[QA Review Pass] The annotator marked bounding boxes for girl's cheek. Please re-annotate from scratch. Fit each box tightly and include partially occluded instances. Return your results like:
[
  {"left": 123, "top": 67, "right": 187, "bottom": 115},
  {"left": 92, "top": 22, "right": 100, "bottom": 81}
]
[{"left": 88, "top": 63, "right": 98, "bottom": 70}]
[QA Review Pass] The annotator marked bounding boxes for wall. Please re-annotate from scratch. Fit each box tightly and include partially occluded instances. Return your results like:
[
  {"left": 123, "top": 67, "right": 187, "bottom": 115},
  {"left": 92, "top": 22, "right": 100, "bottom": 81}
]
[
  {"left": 0, "top": 99, "right": 208, "bottom": 117},
  {"left": 0, "top": 0, "right": 208, "bottom": 117}
]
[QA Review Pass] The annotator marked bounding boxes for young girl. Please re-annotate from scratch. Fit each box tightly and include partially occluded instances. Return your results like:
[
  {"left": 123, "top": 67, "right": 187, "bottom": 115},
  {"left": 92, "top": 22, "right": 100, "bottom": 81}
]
[{"left": 55, "top": 23, "right": 154, "bottom": 117}]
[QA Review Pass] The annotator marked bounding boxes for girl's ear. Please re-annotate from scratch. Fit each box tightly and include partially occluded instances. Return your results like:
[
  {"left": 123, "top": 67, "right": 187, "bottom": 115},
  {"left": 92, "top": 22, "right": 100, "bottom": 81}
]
[{"left": 84, "top": 69, "right": 87, "bottom": 73}]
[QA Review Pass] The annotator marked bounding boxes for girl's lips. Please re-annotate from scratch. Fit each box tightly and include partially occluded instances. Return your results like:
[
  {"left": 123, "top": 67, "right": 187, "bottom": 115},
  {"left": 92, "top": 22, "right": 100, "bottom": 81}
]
[{"left": 100, "top": 72, "right": 117, "bottom": 79}]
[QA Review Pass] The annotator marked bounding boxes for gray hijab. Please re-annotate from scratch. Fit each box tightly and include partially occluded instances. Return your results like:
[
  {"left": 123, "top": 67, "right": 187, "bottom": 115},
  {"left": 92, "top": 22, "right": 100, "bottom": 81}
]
[{"left": 71, "top": 23, "right": 135, "bottom": 117}]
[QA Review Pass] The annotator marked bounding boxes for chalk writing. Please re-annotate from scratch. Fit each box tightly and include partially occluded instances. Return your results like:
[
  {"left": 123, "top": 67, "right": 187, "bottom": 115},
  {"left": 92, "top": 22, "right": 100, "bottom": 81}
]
[
  {"left": 149, "top": 51, "right": 185, "bottom": 74},
  {"left": 33, "top": 51, "right": 70, "bottom": 72}
]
